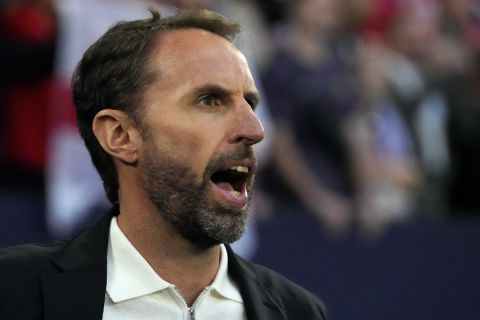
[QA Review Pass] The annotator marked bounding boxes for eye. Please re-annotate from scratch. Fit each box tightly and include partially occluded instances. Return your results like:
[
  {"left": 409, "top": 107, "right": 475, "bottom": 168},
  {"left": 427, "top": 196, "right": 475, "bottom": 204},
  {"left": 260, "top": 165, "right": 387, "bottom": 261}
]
[{"left": 198, "top": 95, "right": 219, "bottom": 107}]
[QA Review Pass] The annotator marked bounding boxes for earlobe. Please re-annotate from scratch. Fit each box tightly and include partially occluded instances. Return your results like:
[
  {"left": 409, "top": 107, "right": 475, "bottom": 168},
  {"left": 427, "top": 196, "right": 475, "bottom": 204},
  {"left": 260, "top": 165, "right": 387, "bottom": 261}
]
[{"left": 92, "top": 109, "right": 139, "bottom": 164}]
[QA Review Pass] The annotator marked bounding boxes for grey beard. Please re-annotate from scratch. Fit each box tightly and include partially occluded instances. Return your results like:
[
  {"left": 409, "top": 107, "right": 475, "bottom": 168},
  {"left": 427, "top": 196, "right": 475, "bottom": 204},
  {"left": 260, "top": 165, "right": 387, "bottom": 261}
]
[{"left": 141, "top": 148, "right": 254, "bottom": 249}]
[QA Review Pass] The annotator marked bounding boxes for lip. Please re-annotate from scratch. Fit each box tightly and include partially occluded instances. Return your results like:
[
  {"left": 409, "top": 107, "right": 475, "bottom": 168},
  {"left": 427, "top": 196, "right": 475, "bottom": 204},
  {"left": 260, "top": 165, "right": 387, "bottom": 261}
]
[
  {"left": 209, "top": 180, "right": 249, "bottom": 208},
  {"left": 208, "top": 157, "right": 256, "bottom": 208}
]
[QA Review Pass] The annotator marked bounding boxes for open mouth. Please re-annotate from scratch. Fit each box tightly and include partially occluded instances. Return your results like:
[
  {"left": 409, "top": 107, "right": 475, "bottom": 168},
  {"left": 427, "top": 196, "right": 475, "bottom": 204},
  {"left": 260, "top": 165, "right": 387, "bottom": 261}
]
[{"left": 210, "top": 165, "right": 250, "bottom": 198}]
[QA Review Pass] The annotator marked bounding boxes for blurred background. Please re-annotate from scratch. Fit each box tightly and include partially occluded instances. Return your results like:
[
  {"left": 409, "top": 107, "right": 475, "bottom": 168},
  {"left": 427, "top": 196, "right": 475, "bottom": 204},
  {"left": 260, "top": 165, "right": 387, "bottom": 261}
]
[{"left": 1, "top": 0, "right": 479, "bottom": 319}]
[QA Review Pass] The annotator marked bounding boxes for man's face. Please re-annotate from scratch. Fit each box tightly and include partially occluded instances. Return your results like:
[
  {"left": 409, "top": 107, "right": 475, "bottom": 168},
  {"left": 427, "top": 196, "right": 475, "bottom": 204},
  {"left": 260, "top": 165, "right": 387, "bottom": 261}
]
[{"left": 138, "top": 29, "right": 264, "bottom": 247}]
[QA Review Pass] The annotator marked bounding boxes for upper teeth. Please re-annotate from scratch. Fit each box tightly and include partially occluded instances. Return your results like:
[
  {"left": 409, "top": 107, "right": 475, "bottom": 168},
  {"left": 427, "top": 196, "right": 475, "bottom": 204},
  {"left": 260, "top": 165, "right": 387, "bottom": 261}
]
[{"left": 229, "top": 166, "right": 249, "bottom": 173}]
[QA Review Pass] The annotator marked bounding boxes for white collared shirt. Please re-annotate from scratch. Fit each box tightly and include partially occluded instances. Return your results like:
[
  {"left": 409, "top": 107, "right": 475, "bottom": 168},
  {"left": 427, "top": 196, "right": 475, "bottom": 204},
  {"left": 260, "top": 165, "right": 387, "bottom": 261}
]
[{"left": 103, "top": 217, "right": 246, "bottom": 319}]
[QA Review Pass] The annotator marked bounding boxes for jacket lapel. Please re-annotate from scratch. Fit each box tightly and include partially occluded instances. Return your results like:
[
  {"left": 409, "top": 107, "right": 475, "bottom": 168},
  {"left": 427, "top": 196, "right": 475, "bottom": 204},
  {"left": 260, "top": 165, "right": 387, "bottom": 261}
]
[
  {"left": 226, "top": 245, "right": 288, "bottom": 320},
  {"left": 42, "top": 208, "right": 115, "bottom": 320}
]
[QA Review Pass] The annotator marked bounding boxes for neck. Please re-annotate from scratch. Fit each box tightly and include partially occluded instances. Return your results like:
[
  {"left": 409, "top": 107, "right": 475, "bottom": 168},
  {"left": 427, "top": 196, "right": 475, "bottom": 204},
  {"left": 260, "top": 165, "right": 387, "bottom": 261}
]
[{"left": 117, "top": 200, "right": 221, "bottom": 306}]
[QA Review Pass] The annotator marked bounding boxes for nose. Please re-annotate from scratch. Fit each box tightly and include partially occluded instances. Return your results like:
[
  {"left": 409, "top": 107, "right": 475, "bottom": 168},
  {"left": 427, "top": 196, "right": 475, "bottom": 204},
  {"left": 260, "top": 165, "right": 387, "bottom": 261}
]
[{"left": 228, "top": 103, "right": 265, "bottom": 146}]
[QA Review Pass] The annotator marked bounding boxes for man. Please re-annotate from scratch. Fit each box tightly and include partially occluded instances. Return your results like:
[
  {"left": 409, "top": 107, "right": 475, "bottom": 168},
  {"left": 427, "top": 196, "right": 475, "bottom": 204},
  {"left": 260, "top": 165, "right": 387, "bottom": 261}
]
[{"left": 0, "top": 9, "right": 329, "bottom": 320}]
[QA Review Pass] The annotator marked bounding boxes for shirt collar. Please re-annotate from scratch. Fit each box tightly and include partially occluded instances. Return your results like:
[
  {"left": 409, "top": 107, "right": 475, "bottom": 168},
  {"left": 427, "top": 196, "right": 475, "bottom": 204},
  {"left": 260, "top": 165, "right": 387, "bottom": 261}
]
[
  {"left": 106, "top": 217, "right": 172, "bottom": 303},
  {"left": 106, "top": 216, "right": 243, "bottom": 304},
  {"left": 211, "top": 244, "right": 243, "bottom": 303}
]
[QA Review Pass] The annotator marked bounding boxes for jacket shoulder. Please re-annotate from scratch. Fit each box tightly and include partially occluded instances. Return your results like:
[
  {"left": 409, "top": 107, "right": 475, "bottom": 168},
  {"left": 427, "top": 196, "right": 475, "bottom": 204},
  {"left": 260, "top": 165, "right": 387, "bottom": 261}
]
[
  {"left": 236, "top": 255, "right": 329, "bottom": 319},
  {"left": 0, "top": 241, "right": 67, "bottom": 269},
  {"left": 0, "top": 241, "right": 67, "bottom": 286},
  {"left": 0, "top": 242, "right": 68, "bottom": 317}
]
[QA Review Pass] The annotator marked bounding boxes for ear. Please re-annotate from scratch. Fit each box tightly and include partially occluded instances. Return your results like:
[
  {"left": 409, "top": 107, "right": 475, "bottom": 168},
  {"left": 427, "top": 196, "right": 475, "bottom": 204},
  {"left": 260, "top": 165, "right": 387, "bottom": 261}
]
[{"left": 92, "top": 109, "right": 141, "bottom": 165}]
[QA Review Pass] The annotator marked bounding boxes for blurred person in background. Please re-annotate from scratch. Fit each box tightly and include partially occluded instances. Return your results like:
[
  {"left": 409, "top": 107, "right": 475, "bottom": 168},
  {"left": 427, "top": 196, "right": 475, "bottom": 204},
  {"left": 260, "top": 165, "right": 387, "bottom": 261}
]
[
  {"left": 438, "top": 0, "right": 480, "bottom": 217},
  {"left": 345, "top": 39, "right": 421, "bottom": 238},
  {"left": 385, "top": 1, "right": 453, "bottom": 218},
  {"left": 333, "top": 0, "right": 426, "bottom": 237},
  {"left": 356, "top": 0, "right": 480, "bottom": 220},
  {"left": 261, "top": 0, "right": 356, "bottom": 237},
  {"left": 0, "top": 0, "right": 57, "bottom": 246}
]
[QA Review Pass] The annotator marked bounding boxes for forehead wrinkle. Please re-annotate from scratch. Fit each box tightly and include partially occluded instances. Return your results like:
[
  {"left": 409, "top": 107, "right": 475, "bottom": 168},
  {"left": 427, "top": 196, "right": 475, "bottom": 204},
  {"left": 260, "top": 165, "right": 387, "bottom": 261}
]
[{"left": 145, "top": 28, "right": 256, "bottom": 103}]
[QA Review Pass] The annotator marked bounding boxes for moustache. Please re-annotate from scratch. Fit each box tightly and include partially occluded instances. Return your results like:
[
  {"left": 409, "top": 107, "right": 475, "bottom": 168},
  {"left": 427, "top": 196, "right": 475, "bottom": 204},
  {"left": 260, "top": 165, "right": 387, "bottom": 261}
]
[{"left": 204, "top": 147, "right": 258, "bottom": 179}]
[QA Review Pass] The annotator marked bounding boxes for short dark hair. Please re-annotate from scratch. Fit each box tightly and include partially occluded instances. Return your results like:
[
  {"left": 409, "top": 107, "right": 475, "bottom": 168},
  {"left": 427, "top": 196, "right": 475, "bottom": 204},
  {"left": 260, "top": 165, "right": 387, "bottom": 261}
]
[{"left": 72, "top": 8, "right": 241, "bottom": 204}]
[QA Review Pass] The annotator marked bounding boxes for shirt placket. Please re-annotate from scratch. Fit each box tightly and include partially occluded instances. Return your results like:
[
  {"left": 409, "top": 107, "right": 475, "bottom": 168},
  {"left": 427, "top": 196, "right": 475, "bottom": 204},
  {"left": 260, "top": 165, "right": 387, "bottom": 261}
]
[{"left": 171, "top": 286, "right": 211, "bottom": 320}]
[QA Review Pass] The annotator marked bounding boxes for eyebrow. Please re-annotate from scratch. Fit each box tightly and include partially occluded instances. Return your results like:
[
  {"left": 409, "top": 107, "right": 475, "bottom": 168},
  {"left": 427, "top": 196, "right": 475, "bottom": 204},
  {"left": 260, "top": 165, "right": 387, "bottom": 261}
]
[{"left": 190, "top": 84, "right": 261, "bottom": 110}]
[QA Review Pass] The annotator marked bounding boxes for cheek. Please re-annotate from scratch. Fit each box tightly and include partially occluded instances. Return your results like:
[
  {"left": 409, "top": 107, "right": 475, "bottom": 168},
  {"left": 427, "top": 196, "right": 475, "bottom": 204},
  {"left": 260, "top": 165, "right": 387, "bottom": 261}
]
[{"left": 151, "top": 122, "right": 221, "bottom": 170}]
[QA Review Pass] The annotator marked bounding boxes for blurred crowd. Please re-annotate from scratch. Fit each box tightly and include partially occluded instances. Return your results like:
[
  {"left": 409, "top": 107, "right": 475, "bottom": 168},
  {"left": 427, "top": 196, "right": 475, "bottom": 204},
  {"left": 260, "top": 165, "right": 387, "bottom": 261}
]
[{"left": 1, "top": 0, "right": 480, "bottom": 248}]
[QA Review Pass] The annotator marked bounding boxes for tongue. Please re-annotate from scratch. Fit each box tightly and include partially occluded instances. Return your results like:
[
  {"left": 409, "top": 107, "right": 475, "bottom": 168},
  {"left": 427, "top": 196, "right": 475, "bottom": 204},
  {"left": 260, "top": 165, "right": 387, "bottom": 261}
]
[{"left": 215, "top": 182, "right": 234, "bottom": 192}]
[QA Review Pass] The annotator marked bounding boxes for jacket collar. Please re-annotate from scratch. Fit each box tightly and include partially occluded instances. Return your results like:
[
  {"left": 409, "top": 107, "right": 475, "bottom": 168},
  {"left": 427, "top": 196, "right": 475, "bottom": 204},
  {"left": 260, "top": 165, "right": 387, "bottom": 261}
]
[
  {"left": 41, "top": 206, "right": 287, "bottom": 320},
  {"left": 226, "top": 245, "right": 288, "bottom": 320}
]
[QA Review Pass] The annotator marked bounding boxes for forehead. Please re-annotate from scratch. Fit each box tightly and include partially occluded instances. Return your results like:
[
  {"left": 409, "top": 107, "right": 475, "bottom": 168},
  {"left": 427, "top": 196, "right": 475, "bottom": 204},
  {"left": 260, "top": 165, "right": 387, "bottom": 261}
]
[{"left": 147, "top": 28, "right": 256, "bottom": 91}]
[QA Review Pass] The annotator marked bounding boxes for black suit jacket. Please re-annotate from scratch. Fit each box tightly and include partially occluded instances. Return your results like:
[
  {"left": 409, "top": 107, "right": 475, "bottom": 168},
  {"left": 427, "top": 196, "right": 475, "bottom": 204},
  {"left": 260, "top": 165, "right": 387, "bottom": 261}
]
[{"left": 0, "top": 208, "right": 329, "bottom": 320}]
